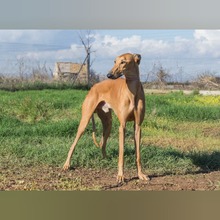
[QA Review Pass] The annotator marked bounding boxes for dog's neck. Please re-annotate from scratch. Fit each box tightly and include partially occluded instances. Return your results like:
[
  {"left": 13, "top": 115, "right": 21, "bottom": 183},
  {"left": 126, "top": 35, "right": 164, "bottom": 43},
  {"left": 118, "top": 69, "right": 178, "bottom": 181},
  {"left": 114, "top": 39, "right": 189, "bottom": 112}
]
[
  {"left": 124, "top": 64, "right": 140, "bottom": 81},
  {"left": 124, "top": 66, "right": 141, "bottom": 95},
  {"left": 125, "top": 64, "right": 140, "bottom": 80}
]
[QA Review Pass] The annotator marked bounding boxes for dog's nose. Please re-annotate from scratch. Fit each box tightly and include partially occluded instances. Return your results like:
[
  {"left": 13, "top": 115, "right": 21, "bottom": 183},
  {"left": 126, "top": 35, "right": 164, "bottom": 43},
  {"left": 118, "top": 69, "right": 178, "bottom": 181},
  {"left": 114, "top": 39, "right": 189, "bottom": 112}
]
[{"left": 107, "top": 73, "right": 113, "bottom": 79}]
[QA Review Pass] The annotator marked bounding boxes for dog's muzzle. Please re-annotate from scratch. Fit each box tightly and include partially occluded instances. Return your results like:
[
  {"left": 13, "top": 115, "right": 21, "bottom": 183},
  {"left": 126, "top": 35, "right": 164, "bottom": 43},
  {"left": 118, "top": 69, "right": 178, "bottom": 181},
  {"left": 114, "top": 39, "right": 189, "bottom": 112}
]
[{"left": 107, "top": 72, "right": 123, "bottom": 79}]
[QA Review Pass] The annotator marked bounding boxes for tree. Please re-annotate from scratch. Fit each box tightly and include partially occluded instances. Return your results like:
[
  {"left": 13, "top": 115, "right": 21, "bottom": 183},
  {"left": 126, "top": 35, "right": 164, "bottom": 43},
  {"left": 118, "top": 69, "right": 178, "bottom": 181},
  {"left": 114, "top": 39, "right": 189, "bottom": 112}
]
[
  {"left": 147, "top": 62, "right": 170, "bottom": 88},
  {"left": 156, "top": 65, "right": 170, "bottom": 86},
  {"left": 193, "top": 71, "right": 220, "bottom": 89},
  {"left": 78, "top": 30, "right": 96, "bottom": 87},
  {"left": 16, "top": 57, "right": 29, "bottom": 81}
]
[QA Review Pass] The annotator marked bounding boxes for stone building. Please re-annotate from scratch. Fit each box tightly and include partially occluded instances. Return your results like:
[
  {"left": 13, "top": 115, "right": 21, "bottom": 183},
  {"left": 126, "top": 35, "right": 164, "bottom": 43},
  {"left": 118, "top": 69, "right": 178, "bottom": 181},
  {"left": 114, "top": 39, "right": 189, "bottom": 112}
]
[{"left": 53, "top": 62, "right": 88, "bottom": 84}]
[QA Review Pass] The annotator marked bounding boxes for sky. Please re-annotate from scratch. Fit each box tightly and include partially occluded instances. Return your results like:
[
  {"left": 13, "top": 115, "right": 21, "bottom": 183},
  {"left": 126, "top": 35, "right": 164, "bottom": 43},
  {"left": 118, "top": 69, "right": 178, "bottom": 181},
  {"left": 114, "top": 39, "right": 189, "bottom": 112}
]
[{"left": 1, "top": 29, "right": 220, "bottom": 82}]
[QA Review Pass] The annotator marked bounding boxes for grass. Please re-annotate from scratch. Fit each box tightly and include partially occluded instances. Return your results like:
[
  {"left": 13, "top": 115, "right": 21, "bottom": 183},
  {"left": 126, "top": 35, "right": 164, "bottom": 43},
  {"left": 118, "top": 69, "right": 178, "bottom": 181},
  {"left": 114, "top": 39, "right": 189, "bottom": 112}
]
[
  {"left": 0, "top": 80, "right": 89, "bottom": 92},
  {"left": 1, "top": 89, "right": 220, "bottom": 177}
]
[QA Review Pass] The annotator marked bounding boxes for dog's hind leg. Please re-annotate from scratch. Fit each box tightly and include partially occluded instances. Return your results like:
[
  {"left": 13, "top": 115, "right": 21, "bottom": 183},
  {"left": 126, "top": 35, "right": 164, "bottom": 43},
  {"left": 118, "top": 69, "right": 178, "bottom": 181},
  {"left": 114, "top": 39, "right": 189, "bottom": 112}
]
[{"left": 96, "top": 108, "right": 112, "bottom": 158}]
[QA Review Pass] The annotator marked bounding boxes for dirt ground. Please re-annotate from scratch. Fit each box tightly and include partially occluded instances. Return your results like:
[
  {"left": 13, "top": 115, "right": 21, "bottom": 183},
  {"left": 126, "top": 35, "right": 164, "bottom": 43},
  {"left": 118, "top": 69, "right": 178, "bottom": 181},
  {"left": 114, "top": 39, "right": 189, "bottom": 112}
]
[{"left": 1, "top": 162, "right": 220, "bottom": 191}]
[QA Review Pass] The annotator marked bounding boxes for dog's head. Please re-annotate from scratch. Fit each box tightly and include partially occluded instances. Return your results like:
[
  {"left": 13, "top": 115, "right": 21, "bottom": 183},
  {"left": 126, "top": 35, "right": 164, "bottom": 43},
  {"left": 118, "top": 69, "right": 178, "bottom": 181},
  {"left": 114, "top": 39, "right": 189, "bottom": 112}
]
[{"left": 107, "top": 53, "right": 141, "bottom": 79}]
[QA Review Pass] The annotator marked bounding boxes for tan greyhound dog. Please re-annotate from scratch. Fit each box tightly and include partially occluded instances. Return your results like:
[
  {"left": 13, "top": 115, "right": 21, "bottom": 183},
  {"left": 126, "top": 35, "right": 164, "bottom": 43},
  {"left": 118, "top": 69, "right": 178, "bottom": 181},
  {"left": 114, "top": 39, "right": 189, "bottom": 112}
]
[{"left": 63, "top": 53, "right": 148, "bottom": 183}]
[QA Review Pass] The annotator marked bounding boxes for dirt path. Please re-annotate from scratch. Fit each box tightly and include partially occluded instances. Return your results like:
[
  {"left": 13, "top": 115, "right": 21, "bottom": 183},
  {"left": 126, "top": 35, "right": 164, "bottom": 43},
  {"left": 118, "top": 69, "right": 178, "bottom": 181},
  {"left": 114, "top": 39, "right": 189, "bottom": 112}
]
[
  {"left": 144, "top": 89, "right": 220, "bottom": 95},
  {"left": 1, "top": 163, "right": 220, "bottom": 190}
]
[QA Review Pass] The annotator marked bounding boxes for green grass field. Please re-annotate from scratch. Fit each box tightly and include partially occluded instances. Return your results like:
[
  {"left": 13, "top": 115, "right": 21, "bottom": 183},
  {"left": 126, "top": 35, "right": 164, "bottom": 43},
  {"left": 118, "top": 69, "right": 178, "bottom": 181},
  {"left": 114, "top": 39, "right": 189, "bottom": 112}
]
[{"left": 1, "top": 89, "right": 220, "bottom": 177}]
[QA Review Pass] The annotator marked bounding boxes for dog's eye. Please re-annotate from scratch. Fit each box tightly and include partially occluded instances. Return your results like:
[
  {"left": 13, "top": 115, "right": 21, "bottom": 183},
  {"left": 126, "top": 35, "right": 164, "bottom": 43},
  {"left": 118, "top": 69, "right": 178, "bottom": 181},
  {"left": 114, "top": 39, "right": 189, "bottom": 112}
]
[
  {"left": 121, "top": 61, "right": 126, "bottom": 64},
  {"left": 114, "top": 61, "right": 116, "bottom": 64}
]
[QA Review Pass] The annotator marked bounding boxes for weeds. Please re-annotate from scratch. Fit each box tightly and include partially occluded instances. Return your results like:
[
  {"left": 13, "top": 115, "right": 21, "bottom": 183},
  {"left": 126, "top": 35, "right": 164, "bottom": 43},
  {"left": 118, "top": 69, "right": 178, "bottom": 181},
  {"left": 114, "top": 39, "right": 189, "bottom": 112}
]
[{"left": 146, "top": 93, "right": 220, "bottom": 121}]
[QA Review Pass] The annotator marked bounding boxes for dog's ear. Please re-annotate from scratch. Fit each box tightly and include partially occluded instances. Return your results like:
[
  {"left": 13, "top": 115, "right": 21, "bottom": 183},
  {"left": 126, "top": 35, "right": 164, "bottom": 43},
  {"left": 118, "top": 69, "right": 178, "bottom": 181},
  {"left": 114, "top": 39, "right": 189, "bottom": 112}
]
[{"left": 133, "top": 54, "right": 141, "bottom": 65}]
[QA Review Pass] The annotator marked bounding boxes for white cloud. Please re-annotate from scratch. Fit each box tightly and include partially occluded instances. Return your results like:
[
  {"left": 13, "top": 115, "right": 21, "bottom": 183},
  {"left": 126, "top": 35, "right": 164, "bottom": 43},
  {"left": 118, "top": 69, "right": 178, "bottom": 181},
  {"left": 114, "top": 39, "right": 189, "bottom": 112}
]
[
  {"left": 194, "top": 30, "right": 220, "bottom": 41},
  {"left": 78, "top": 34, "right": 172, "bottom": 58},
  {"left": 194, "top": 30, "right": 220, "bottom": 57},
  {"left": 18, "top": 34, "right": 174, "bottom": 64}
]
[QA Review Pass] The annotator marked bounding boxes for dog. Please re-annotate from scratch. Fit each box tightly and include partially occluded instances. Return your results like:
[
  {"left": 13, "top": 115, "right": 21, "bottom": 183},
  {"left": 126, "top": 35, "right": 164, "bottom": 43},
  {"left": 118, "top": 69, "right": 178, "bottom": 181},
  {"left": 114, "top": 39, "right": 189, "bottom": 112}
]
[{"left": 63, "top": 53, "right": 148, "bottom": 183}]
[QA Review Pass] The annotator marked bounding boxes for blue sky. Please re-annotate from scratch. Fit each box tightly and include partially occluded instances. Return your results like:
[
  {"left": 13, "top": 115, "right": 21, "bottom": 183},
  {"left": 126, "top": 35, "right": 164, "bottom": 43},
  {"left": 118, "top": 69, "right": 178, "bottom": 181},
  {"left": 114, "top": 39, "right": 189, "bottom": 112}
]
[{"left": 0, "top": 29, "right": 220, "bottom": 82}]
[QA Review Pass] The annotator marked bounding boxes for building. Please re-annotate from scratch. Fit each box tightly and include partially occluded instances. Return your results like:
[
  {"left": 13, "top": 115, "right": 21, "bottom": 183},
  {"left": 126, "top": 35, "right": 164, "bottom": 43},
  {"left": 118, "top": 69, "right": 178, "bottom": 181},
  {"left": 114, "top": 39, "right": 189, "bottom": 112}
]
[{"left": 53, "top": 62, "right": 88, "bottom": 84}]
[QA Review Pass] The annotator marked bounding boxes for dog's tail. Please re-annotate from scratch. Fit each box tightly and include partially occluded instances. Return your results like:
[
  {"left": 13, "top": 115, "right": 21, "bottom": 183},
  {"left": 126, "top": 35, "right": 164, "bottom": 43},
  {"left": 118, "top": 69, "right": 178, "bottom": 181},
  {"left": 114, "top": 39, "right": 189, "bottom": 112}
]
[{"left": 91, "top": 114, "right": 100, "bottom": 148}]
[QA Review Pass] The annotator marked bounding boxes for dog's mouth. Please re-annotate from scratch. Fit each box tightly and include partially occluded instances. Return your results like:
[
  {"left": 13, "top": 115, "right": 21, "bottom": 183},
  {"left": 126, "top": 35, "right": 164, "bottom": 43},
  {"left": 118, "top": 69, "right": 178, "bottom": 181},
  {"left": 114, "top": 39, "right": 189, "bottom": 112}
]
[{"left": 107, "top": 73, "right": 123, "bottom": 79}]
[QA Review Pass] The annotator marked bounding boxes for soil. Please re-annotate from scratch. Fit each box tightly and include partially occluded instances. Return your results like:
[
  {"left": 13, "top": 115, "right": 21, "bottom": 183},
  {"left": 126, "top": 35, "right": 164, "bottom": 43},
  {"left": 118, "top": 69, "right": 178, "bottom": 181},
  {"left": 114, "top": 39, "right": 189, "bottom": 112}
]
[{"left": 1, "top": 163, "right": 220, "bottom": 191}]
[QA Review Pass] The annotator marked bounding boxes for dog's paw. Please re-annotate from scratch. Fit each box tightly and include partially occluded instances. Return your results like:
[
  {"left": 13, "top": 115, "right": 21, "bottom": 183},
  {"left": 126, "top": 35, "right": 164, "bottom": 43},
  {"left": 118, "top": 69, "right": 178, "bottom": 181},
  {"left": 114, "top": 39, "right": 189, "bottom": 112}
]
[
  {"left": 138, "top": 172, "right": 150, "bottom": 182},
  {"left": 117, "top": 174, "right": 125, "bottom": 184},
  {"left": 62, "top": 162, "right": 70, "bottom": 171}
]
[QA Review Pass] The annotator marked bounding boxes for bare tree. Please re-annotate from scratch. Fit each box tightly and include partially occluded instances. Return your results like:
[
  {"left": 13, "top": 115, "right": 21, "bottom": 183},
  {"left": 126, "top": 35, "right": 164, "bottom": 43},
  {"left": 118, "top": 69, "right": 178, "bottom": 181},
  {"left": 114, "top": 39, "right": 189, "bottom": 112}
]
[
  {"left": 193, "top": 71, "right": 220, "bottom": 89},
  {"left": 156, "top": 66, "right": 170, "bottom": 85},
  {"left": 172, "top": 64, "right": 184, "bottom": 83},
  {"left": 147, "top": 62, "right": 170, "bottom": 88},
  {"left": 16, "top": 57, "right": 29, "bottom": 81},
  {"left": 78, "top": 30, "right": 96, "bottom": 87},
  {"left": 31, "top": 61, "right": 52, "bottom": 81}
]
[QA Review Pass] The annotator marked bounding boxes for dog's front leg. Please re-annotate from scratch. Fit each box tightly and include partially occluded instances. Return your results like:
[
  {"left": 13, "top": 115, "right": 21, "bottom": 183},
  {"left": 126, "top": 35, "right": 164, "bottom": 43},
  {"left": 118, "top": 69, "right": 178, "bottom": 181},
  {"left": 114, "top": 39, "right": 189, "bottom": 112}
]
[
  {"left": 117, "top": 124, "right": 125, "bottom": 183},
  {"left": 134, "top": 124, "right": 149, "bottom": 181}
]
